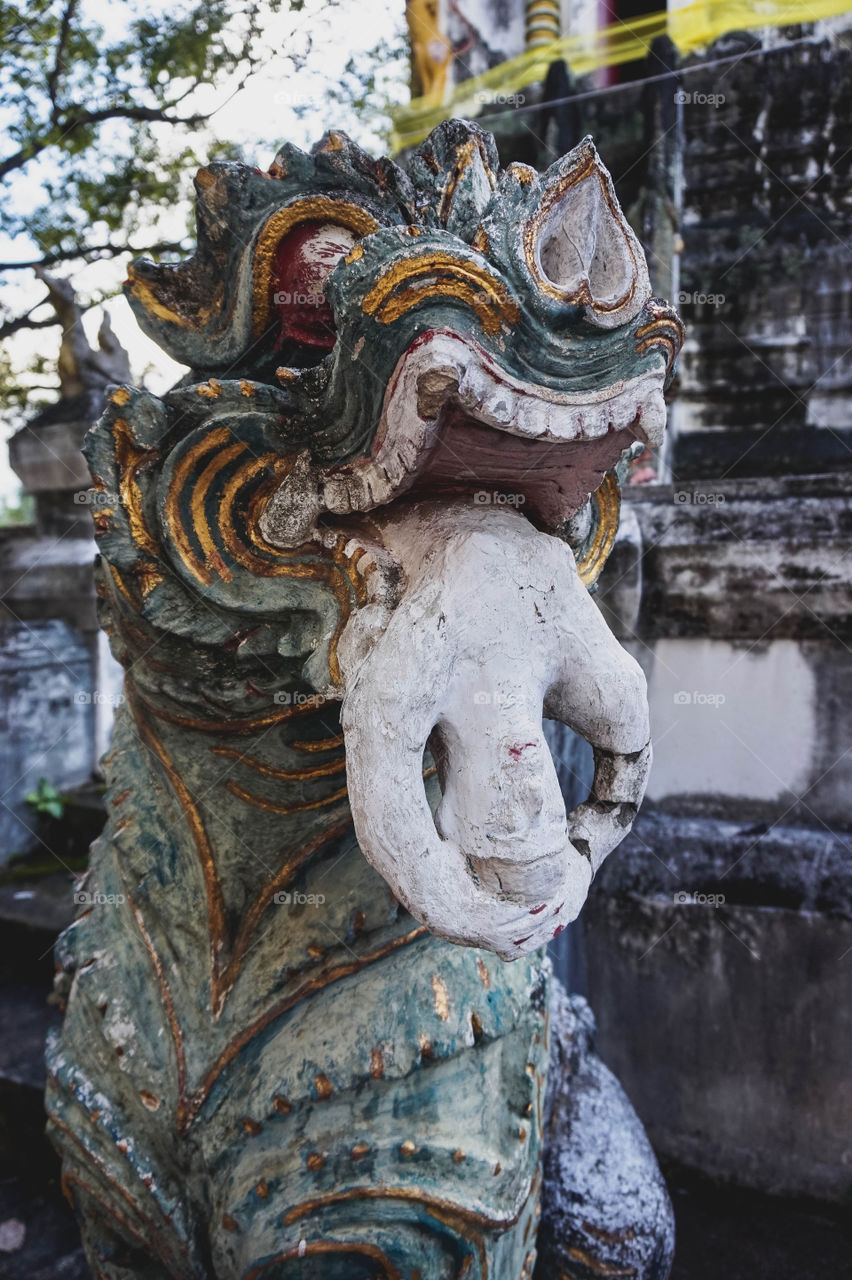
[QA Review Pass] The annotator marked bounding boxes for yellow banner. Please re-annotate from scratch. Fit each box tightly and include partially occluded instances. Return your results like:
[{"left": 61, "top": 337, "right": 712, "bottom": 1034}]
[{"left": 392, "top": 0, "right": 852, "bottom": 150}]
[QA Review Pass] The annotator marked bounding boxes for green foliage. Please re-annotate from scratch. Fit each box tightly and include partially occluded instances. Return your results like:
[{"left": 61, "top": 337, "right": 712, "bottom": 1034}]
[
  {"left": 0, "top": 0, "right": 294, "bottom": 265},
  {"left": 0, "top": 0, "right": 317, "bottom": 419},
  {"left": 0, "top": 0, "right": 407, "bottom": 421},
  {"left": 25, "top": 776, "right": 66, "bottom": 820},
  {"left": 292, "top": 30, "right": 409, "bottom": 153},
  {"left": 0, "top": 490, "right": 35, "bottom": 525}
]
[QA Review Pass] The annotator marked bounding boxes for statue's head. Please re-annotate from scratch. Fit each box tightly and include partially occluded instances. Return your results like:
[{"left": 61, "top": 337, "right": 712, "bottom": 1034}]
[
  {"left": 126, "top": 120, "right": 680, "bottom": 542},
  {"left": 106, "top": 120, "right": 682, "bottom": 959}
]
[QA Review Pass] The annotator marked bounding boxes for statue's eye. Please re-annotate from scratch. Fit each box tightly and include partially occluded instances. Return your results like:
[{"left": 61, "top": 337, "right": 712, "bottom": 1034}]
[
  {"left": 268, "top": 221, "right": 357, "bottom": 353},
  {"left": 528, "top": 154, "right": 649, "bottom": 329}
]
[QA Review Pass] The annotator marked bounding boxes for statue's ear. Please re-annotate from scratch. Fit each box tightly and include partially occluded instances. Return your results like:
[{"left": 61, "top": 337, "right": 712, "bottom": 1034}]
[
  {"left": 124, "top": 135, "right": 408, "bottom": 372},
  {"left": 527, "top": 138, "right": 651, "bottom": 329}
]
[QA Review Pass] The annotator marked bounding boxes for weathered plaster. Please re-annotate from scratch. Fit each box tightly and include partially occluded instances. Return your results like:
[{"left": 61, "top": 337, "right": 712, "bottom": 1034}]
[{"left": 639, "top": 637, "right": 817, "bottom": 808}]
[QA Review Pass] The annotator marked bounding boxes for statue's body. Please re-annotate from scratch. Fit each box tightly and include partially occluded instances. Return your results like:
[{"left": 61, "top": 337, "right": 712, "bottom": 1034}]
[{"left": 46, "top": 122, "right": 682, "bottom": 1279}]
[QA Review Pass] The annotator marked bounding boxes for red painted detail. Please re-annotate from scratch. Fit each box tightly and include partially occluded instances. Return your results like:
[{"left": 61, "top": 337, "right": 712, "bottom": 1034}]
[
  {"left": 529, "top": 904, "right": 547, "bottom": 916},
  {"left": 269, "top": 221, "right": 352, "bottom": 351},
  {"left": 513, "top": 935, "right": 533, "bottom": 947},
  {"left": 553, "top": 924, "right": 566, "bottom": 938},
  {"left": 508, "top": 742, "right": 537, "bottom": 760},
  {"left": 224, "top": 628, "right": 259, "bottom": 653}
]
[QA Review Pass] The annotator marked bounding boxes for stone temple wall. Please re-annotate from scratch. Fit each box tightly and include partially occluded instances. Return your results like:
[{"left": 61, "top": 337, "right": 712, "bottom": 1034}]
[
  {"left": 0, "top": 621, "right": 94, "bottom": 857},
  {"left": 587, "top": 472, "right": 852, "bottom": 1201},
  {"left": 581, "top": 30, "right": 852, "bottom": 1201},
  {"left": 675, "top": 28, "right": 852, "bottom": 478},
  {"left": 481, "top": 21, "right": 852, "bottom": 479},
  {"left": 475, "top": 19, "right": 852, "bottom": 1201},
  {"left": 0, "top": 306, "right": 128, "bottom": 864}
]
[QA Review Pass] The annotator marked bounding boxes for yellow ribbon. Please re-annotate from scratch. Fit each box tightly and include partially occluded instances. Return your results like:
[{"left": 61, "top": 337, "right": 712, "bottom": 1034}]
[{"left": 392, "top": 0, "right": 851, "bottom": 150}]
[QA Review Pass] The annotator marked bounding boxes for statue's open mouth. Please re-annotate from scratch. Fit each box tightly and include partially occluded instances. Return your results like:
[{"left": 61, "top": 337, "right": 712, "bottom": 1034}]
[
  {"left": 317, "top": 329, "right": 668, "bottom": 529},
  {"left": 260, "top": 322, "right": 674, "bottom": 546},
  {"left": 313, "top": 315, "right": 672, "bottom": 958}
]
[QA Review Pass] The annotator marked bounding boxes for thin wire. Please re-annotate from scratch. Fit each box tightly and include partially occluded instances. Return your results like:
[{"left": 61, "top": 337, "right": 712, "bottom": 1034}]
[{"left": 471, "top": 34, "right": 821, "bottom": 123}]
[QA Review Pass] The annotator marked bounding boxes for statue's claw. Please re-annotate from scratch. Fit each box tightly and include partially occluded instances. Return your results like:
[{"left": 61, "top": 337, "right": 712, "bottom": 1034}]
[{"left": 339, "top": 498, "right": 651, "bottom": 959}]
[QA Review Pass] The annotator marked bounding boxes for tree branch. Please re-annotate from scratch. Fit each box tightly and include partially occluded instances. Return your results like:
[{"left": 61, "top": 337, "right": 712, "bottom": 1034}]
[
  {"left": 0, "top": 313, "right": 60, "bottom": 341},
  {"left": 0, "top": 104, "right": 210, "bottom": 181},
  {"left": 0, "top": 280, "right": 124, "bottom": 340},
  {"left": 0, "top": 240, "right": 186, "bottom": 271},
  {"left": 46, "top": 0, "right": 80, "bottom": 112}
]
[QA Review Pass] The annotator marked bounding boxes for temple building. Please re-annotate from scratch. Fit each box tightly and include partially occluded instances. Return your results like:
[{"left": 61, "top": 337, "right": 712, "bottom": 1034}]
[{"left": 402, "top": 0, "right": 852, "bottom": 1206}]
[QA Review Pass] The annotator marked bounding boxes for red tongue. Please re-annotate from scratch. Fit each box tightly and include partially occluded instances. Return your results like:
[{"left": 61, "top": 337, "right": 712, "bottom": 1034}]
[{"left": 406, "top": 406, "right": 637, "bottom": 530}]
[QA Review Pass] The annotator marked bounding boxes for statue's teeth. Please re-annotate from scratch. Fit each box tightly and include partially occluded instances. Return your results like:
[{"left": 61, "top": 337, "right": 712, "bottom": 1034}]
[
  {"left": 346, "top": 475, "right": 370, "bottom": 510},
  {"left": 582, "top": 408, "right": 610, "bottom": 439},
  {"left": 534, "top": 401, "right": 555, "bottom": 439},
  {"left": 483, "top": 393, "right": 512, "bottom": 425},
  {"left": 381, "top": 451, "right": 407, "bottom": 487},
  {"left": 388, "top": 455, "right": 409, "bottom": 483},
  {"left": 513, "top": 400, "right": 540, "bottom": 438},
  {"left": 640, "top": 389, "right": 668, "bottom": 447}
]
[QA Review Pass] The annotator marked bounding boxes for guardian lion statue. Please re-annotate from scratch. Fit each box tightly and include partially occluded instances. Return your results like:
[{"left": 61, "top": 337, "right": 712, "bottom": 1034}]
[{"left": 47, "top": 119, "right": 682, "bottom": 1280}]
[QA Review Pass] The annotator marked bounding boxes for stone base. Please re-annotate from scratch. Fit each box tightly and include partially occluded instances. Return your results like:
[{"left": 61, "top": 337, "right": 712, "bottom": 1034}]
[{"left": 536, "top": 981, "right": 675, "bottom": 1280}]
